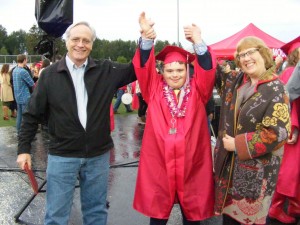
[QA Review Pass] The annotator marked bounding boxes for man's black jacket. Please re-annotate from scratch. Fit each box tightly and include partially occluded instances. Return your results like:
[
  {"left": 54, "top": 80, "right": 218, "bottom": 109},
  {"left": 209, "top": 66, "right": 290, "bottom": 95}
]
[{"left": 18, "top": 55, "right": 136, "bottom": 157}]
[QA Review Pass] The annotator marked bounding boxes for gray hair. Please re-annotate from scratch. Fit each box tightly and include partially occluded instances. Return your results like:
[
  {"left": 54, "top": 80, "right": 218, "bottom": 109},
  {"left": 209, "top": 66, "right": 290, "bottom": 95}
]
[{"left": 64, "top": 21, "right": 97, "bottom": 42}]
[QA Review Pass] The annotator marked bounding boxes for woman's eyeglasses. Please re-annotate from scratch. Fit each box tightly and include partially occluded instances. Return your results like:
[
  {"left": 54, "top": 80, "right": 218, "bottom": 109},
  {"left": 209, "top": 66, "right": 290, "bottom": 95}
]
[{"left": 237, "top": 49, "right": 259, "bottom": 61}]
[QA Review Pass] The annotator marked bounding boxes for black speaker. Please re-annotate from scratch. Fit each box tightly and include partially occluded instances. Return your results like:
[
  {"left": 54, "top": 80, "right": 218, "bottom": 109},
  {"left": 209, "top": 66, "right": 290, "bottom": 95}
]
[{"left": 35, "top": 0, "right": 73, "bottom": 38}]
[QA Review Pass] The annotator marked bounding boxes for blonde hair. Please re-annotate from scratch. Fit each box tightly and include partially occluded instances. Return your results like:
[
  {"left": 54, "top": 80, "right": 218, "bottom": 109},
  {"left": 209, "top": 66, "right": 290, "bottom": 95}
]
[{"left": 234, "top": 36, "right": 274, "bottom": 70}]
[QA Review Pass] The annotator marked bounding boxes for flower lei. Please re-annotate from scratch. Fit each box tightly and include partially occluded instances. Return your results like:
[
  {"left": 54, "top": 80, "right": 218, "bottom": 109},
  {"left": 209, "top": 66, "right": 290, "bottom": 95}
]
[{"left": 162, "top": 81, "right": 191, "bottom": 117}]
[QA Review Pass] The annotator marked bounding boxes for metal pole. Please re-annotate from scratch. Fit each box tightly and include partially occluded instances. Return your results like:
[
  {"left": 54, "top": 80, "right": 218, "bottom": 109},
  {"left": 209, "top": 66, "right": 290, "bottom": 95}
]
[{"left": 177, "top": 0, "right": 179, "bottom": 46}]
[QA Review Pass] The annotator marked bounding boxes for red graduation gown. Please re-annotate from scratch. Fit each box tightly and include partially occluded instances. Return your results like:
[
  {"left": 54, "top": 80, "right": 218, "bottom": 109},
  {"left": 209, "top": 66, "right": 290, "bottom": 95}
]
[
  {"left": 132, "top": 48, "right": 216, "bottom": 220},
  {"left": 277, "top": 67, "right": 300, "bottom": 196}
]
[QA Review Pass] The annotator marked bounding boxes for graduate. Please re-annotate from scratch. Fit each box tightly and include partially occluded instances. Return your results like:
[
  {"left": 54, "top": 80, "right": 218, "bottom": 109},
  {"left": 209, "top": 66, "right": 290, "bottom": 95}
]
[
  {"left": 269, "top": 37, "right": 300, "bottom": 224},
  {"left": 132, "top": 12, "right": 216, "bottom": 225}
]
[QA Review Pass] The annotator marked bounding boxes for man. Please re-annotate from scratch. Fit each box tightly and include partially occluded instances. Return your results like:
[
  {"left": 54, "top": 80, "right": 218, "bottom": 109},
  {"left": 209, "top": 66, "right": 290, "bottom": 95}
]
[
  {"left": 16, "top": 21, "right": 136, "bottom": 225},
  {"left": 12, "top": 54, "right": 34, "bottom": 134}
]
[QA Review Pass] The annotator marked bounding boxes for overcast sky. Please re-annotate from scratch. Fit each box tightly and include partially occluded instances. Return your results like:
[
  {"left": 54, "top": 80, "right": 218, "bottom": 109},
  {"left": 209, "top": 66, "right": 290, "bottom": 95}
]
[{"left": 1, "top": 0, "right": 299, "bottom": 49}]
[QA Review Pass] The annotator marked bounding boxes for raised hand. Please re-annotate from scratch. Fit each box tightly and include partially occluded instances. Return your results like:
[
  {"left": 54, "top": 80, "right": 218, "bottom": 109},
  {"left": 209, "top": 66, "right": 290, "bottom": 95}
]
[
  {"left": 183, "top": 24, "right": 202, "bottom": 44},
  {"left": 139, "top": 12, "right": 156, "bottom": 40}
]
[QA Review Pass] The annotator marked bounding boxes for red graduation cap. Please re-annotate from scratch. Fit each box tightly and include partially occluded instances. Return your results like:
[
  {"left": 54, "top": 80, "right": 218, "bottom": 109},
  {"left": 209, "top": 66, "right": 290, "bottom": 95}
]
[
  {"left": 156, "top": 45, "right": 195, "bottom": 64},
  {"left": 281, "top": 36, "right": 300, "bottom": 55}
]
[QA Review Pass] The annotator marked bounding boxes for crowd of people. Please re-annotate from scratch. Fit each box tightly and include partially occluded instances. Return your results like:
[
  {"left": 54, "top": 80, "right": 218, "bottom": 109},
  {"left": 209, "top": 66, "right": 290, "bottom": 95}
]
[
  {"left": 0, "top": 58, "right": 51, "bottom": 124},
  {"left": 0, "top": 11, "right": 296, "bottom": 225}
]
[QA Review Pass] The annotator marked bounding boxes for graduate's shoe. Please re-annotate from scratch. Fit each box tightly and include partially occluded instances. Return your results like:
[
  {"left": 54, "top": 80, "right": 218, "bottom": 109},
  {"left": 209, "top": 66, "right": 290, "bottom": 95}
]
[
  {"left": 269, "top": 191, "right": 296, "bottom": 224},
  {"left": 288, "top": 192, "right": 300, "bottom": 217},
  {"left": 269, "top": 206, "right": 296, "bottom": 223},
  {"left": 288, "top": 206, "right": 300, "bottom": 218}
]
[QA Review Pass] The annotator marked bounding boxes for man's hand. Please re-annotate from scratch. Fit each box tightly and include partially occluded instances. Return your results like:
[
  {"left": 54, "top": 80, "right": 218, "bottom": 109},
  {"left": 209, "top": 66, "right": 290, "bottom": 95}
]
[
  {"left": 222, "top": 134, "right": 236, "bottom": 152},
  {"left": 17, "top": 153, "right": 32, "bottom": 170},
  {"left": 183, "top": 24, "right": 202, "bottom": 44},
  {"left": 139, "top": 12, "right": 156, "bottom": 40}
]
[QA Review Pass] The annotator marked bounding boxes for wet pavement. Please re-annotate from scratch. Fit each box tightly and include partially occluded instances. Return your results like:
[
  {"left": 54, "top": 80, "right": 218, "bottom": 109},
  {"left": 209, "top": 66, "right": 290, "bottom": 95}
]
[{"left": 0, "top": 114, "right": 299, "bottom": 225}]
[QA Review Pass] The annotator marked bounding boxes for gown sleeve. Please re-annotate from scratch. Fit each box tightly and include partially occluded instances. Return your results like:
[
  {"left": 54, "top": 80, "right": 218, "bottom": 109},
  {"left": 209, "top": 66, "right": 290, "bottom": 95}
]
[
  {"left": 132, "top": 47, "right": 159, "bottom": 103},
  {"left": 193, "top": 48, "right": 216, "bottom": 104}
]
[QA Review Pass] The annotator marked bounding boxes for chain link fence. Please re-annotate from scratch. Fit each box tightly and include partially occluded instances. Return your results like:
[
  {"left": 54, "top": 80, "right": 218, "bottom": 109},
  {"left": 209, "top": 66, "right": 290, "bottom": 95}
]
[{"left": 0, "top": 55, "right": 46, "bottom": 64}]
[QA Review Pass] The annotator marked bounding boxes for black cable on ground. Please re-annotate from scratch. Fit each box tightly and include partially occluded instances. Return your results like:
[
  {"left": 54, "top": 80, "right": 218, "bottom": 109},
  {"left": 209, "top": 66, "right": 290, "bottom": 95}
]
[
  {"left": 109, "top": 160, "right": 139, "bottom": 168},
  {"left": 0, "top": 168, "right": 46, "bottom": 172}
]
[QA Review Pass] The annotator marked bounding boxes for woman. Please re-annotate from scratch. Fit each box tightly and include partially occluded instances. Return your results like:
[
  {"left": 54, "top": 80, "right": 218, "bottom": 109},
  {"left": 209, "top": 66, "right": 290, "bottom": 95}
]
[
  {"left": 214, "top": 36, "right": 290, "bottom": 225},
  {"left": 269, "top": 38, "right": 300, "bottom": 224},
  {"left": 0, "top": 64, "right": 14, "bottom": 120}
]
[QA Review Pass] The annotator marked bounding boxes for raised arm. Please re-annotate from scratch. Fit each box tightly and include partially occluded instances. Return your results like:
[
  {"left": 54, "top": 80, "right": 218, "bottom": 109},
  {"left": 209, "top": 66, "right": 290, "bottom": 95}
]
[{"left": 184, "top": 24, "right": 212, "bottom": 70}]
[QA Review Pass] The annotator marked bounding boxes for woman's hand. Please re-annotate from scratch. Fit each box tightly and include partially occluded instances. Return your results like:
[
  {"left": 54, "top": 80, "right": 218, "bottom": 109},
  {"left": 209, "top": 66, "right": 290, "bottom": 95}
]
[
  {"left": 139, "top": 12, "right": 156, "bottom": 40},
  {"left": 183, "top": 24, "right": 202, "bottom": 44},
  {"left": 222, "top": 134, "right": 236, "bottom": 152}
]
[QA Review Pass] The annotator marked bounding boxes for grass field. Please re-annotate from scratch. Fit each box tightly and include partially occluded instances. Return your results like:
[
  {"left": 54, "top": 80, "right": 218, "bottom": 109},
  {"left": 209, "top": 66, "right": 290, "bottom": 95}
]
[
  {"left": 111, "top": 98, "right": 137, "bottom": 115},
  {"left": 0, "top": 99, "right": 136, "bottom": 128}
]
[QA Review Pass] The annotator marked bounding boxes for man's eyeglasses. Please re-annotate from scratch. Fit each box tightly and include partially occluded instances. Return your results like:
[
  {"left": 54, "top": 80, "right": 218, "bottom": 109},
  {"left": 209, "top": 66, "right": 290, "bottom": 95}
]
[
  {"left": 70, "top": 37, "right": 92, "bottom": 45},
  {"left": 237, "top": 48, "right": 259, "bottom": 61}
]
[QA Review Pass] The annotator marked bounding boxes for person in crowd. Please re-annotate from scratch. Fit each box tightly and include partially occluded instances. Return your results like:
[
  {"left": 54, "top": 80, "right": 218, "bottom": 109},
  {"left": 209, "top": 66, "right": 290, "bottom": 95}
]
[
  {"left": 274, "top": 55, "right": 284, "bottom": 74},
  {"left": 133, "top": 12, "right": 216, "bottom": 225},
  {"left": 32, "top": 62, "right": 41, "bottom": 83},
  {"left": 12, "top": 55, "right": 34, "bottom": 134},
  {"left": 269, "top": 37, "right": 300, "bottom": 224},
  {"left": 39, "top": 58, "right": 51, "bottom": 77},
  {"left": 16, "top": 21, "right": 136, "bottom": 225},
  {"left": 8, "top": 68, "right": 17, "bottom": 118},
  {"left": 29, "top": 62, "right": 36, "bottom": 76},
  {"left": 214, "top": 36, "right": 290, "bottom": 225},
  {"left": 285, "top": 36, "right": 300, "bottom": 102},
  {"left": 113, "top": 85, "right": 133, "bottom": 113},
  {"left": 206, "top": 95, "right": 215, "bottom": 136},
  {"left": 287, "top": 61, "right": 300, "bottom": 101},
  {"left": 10, "top": 58, "right": 33, "bottom": 120},
  {"left": 35, "top": 58, "right": 51, "bottom": 90},
  {"left": 0, "top": 64, "right": 14, "bottom": 120},
  {"left": 135, "top": 80, "right": 148, "bottom": 124}
]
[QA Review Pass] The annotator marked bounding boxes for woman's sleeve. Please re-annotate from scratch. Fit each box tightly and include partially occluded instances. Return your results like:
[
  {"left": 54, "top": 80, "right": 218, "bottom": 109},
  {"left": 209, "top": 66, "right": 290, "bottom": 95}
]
[{"left": 235, "top": 87, "right": 290, "bottom": 160}]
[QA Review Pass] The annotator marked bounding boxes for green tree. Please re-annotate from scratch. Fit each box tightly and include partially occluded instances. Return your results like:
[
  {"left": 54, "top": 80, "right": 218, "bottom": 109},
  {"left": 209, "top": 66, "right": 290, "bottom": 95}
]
[
  {"left": 0, "top": 46, "right": 8, "bottom": 55},
  {"left": 0, "top": 23, "right": 179, "bottom": 63},
  {"left": 91, "top": 39, "right": 114, "bottom": 60},
  {"left": 5, "top": 30, "right": 27, "bottom": 54},
  {"left": 154, "top": 40, "right": 171, "bottom": 54},
  {"left": 0, "top": 25, "right": 8, "bottom": 49},
  {"left": 116, "top": 56, "right": 127, "bottom": 63},
  {"left": 26, "top": 25, "right": 46, "bottom": 55},
  {"left": 25, "top": 25, "right": 66, "bottom": 61}
]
